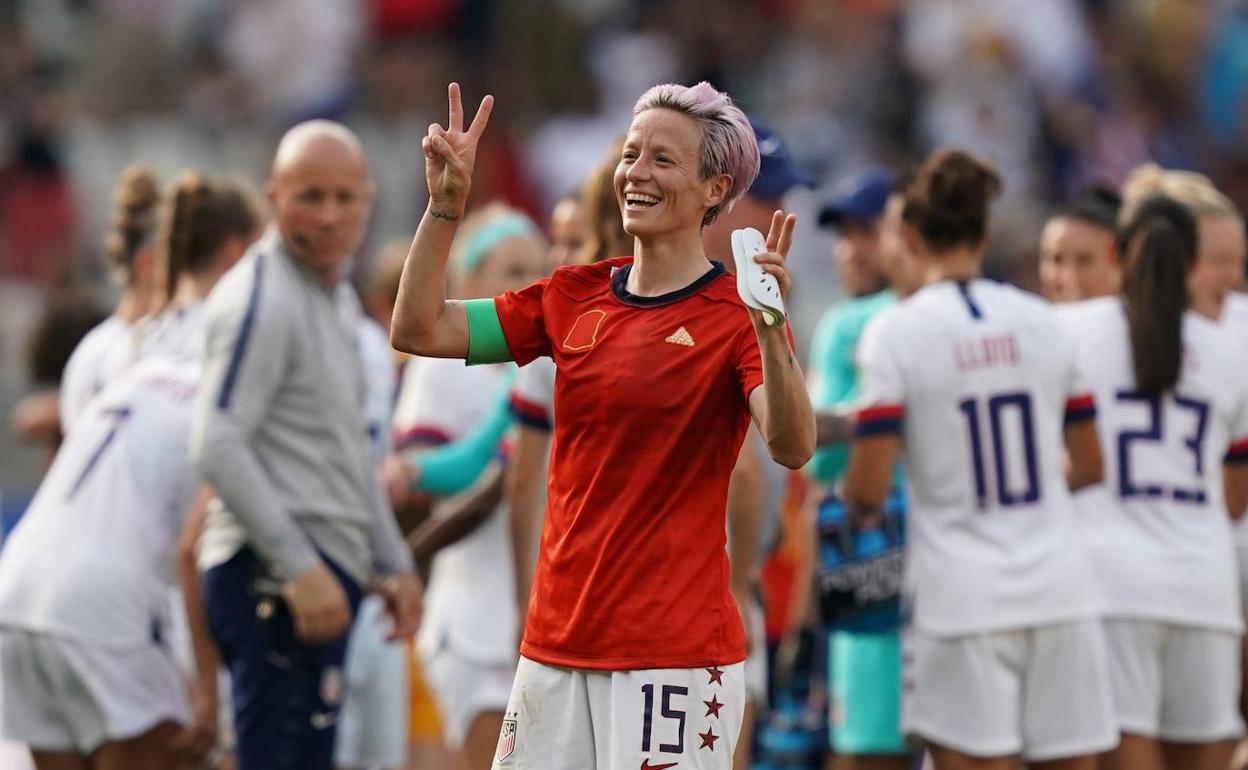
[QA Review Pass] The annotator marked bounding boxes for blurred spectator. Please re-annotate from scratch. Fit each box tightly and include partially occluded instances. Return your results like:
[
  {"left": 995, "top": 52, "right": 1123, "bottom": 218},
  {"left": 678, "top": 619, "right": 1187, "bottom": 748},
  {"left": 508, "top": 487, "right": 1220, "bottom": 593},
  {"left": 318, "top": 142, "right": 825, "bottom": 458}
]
[
  {"left": 10, "top": 290, "right": 106, "bottom": 463},
  {"left": 219, "top": 0, "right": 365, "bottom": 126}
]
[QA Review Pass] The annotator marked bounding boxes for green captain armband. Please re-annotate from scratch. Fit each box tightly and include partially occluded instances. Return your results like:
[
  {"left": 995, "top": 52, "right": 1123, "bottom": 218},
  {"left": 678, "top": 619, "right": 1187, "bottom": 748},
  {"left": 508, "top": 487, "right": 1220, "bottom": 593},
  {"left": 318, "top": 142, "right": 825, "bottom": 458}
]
[{"left": 464, "top": 298, "right": 513, "bottom": 365}]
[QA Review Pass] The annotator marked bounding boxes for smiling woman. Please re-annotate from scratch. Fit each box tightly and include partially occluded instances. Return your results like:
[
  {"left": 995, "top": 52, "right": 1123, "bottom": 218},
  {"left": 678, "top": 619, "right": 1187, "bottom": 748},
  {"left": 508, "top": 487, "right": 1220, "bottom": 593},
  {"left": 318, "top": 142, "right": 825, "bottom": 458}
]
[{"left": 390, "top": 80, "right": 814, "bottom": 770}]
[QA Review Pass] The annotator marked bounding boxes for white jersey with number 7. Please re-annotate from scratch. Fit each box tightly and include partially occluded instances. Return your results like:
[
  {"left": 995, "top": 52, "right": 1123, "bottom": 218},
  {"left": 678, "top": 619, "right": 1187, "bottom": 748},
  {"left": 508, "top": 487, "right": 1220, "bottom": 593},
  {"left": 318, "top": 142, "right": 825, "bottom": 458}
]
[
  {"left": 0, "top": 356, "right": 201, "bottom": 648},
  {"left": 1058, "top": 297, "right": 1248, "bottom": 633},
  {"left": 856, "top": 278, "right": 1103, "bottom": 637}
]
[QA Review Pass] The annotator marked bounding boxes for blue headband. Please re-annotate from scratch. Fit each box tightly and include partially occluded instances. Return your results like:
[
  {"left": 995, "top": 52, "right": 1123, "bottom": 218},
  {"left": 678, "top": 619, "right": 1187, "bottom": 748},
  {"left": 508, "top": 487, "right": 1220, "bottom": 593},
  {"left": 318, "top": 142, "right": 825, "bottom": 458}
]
[{"left": 459, "top": 213, "right": 539, "bottom": 275}]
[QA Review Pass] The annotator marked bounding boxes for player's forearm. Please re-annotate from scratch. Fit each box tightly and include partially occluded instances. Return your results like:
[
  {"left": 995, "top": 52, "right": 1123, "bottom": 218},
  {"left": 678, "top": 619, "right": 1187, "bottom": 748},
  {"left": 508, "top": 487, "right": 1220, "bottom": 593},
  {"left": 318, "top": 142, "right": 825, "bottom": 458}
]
[
  {"left": 506, "top": 427, "right": 549, "bottom": 613},
  {"left": 405, "top": 373, "right": 515, "bottom": 495},
  {"left": 727, "top": 436, "right": 763, "bottom": 595},
  {"left": 391, "top": 204, "right": 468, "bottom": 357},
  {"left": 366, "top": 464, "right": 417, "bottom": 576},
  {"left": 756, "top": 323, "right": 815, "bottom": 469},
  {"left": 508, "top": 491, "right": 540, "bottom": 612},
  {"left": 196, "top": 418, "right": 319, "bottom": 580},
  {"left": 814, "top": 407, "right": 854, "bottom": 448},
  {"left": 408, "top": 463, "right": 504, "bottom": 564},
  {"left": 178, "top": 488, "right": 221, "bottom": 699}
]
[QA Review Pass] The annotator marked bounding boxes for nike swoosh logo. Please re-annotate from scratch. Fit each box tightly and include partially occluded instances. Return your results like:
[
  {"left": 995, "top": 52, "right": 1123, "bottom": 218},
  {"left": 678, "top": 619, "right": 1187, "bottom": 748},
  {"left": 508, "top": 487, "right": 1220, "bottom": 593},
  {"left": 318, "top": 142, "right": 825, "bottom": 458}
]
[{"left": 641, "top": 762, "right": 678, "bottom": 770}]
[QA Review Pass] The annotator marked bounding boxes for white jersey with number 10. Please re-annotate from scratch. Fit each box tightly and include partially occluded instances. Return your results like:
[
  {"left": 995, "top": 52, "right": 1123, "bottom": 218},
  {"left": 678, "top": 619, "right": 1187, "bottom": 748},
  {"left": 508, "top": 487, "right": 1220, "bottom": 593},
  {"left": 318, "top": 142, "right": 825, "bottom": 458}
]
[{"left": 856, "top": 278, "right": 1102, "bottom": 637}]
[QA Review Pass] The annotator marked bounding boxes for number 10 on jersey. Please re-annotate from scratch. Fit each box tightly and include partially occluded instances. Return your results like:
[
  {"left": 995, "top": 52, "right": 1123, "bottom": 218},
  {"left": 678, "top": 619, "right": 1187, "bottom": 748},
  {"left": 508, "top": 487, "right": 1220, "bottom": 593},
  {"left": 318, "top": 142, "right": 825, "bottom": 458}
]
[{"left": 958, "top": 392, "right": 1041, "bottom": 510}]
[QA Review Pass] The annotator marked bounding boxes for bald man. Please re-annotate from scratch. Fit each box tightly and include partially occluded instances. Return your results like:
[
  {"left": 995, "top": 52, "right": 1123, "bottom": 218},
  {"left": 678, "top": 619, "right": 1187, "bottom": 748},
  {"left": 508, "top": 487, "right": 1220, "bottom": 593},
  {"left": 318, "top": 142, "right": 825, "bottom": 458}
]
[{"left": 192, "top": 120, "right": 420, "bottom": 770}]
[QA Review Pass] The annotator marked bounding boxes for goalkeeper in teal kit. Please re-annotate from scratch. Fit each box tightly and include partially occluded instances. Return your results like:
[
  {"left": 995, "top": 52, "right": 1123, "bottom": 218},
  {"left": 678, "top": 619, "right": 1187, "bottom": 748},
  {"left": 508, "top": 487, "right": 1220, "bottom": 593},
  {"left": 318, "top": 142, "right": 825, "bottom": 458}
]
[{"left": 808, "top": 175, "right": 918, "bottom": 769}]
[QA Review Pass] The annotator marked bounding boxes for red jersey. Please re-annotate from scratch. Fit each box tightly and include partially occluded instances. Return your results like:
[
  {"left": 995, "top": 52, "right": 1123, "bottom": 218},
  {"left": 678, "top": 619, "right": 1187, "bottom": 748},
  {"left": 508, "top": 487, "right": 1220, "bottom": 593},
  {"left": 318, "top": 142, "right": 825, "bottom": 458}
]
[{"left": 494, "top": 257, "right": 764, "bottom": 670}]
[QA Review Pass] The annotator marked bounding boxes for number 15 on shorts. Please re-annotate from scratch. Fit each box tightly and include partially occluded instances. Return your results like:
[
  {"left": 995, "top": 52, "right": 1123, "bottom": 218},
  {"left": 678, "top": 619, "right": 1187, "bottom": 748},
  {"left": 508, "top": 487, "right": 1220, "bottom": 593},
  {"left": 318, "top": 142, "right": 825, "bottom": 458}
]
[{"left": 639, "top": 666, "right": 739, "bottom": 770}]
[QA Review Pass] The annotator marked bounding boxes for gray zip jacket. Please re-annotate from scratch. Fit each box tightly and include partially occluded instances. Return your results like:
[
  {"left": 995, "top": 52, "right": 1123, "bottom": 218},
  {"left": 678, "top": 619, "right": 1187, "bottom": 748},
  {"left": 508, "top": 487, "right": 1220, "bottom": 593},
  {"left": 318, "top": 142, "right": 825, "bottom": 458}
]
[{"left": 192, "top": 231, "right": 413, "bottom": 585}]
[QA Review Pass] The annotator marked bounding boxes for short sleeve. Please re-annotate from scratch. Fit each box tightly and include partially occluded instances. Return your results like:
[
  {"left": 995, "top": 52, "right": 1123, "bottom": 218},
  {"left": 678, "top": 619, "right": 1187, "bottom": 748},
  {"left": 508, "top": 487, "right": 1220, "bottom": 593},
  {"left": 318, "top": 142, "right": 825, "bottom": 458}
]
[
  {"left": 392, "top": 358, "right": 476, "bottom": 448},
  {"left": 510, "top": 357, "right": 555, "bottom": 431},
  {"left": 495, "top": 278, "right": 553, "bottom": 366},
  {"left": 1054, "top": 315, "right": 1097, "bottom": 425},
  {"left": 734, "top": 325, "right": 767, "bottom": 400},
  {"left": 854, "top": 314, "right": 906, "bottom": 436},
  {"left": 737, "top": 322, "right": 797, "bottom": 400}
]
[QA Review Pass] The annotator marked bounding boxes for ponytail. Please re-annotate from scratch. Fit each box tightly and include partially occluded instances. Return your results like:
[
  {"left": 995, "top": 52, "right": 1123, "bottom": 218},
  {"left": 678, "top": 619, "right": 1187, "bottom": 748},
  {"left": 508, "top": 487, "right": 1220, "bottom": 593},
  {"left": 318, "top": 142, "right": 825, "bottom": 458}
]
[
  {"left": 1117, "top": 196, "right": 1197, "bottom": 395},
  {"left": 105, "top": 165, "right": 161, "bottom": 286},
  {"left": 157, "top": 171, "right": 261, "bottom": 310},
  {"left": 163, "top": 171, "right": 211, "bottom": 307}
]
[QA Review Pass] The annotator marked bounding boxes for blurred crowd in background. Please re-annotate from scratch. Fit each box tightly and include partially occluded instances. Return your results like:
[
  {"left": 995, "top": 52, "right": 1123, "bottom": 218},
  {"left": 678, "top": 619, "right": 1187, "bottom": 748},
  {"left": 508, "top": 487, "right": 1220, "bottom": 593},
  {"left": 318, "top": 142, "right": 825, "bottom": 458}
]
[{"left": 5, "top": 0, "right": 1248, "bottom": 504}]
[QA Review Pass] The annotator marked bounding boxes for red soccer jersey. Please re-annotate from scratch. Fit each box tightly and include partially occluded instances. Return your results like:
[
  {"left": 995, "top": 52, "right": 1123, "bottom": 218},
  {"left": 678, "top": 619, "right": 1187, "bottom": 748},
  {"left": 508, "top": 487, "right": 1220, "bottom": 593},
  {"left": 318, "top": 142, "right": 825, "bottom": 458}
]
[{"left": 494, "top": 257, "right": 765, "bottom": 670}]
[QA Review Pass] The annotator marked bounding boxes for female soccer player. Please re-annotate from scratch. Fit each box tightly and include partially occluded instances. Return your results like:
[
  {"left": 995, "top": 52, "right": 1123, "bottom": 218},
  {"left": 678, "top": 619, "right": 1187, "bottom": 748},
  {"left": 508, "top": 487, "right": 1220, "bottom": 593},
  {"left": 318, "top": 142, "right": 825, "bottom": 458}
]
[
  {"left": 60, "top": 166, "right": 161, "bottom": 430},
  {"left": 1119, "top": 165, "right": 1245, "bottom": 321},
  {"left": 508, "top": 141, "right": 621, "bottom": 639},
  {"left": 141, "top": 171, "right": 261, "bottom": 357},
  {"left": 1059, "top": 197, "right": 1248, "bottom": 770},
  {"left": 1037, "top": 185, "right": 1122, "bottom": 303},
  {"left": 397, "top": 202, "right": 547, "bottom": 770},
  {"left": 391, "top": 81, "right": 814, "bottom": 769},
  {"left": 0, "top": 172, "right": 258, "bottom": 770},
  {"left": 1117, "top": 165, "right": 1248, "bottom": 735},
  {"left": 844, "top": 149, "right": 1116, "bottom": 770}
]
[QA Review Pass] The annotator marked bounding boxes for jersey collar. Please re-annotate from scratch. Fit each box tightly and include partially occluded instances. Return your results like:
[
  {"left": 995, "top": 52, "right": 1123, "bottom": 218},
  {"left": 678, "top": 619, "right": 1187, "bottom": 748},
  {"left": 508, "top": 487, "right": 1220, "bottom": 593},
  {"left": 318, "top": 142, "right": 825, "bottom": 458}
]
[{"left": 610, "top": 260, "right": 727, "bottom": 307}]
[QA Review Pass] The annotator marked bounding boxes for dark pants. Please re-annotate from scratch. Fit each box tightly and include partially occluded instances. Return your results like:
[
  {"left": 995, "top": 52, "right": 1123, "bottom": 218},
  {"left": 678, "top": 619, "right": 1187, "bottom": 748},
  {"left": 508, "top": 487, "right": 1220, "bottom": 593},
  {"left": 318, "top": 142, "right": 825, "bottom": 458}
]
[{"left": 203, "top": 548, "right": 362, "bottom": 770}]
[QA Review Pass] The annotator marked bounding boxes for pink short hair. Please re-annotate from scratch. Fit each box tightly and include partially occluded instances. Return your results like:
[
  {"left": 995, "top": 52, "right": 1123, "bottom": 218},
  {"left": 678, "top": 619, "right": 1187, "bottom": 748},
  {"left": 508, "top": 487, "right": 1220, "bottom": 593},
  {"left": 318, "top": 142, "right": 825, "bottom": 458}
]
[{"left": 633, "top": 82, "right": 760, "bottom": 226}]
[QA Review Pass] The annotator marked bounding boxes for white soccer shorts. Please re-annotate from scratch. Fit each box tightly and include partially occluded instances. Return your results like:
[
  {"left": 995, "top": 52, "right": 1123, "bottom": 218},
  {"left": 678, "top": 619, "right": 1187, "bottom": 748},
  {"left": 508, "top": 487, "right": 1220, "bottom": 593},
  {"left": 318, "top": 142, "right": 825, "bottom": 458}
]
[
  {"left": 1103, "top": 619, "right": 1244, "bottom": 742},
  {"left": 744, "top": 599, "right": 768, "bottom": 706},
  {"left": 0, "top": 629, "right": 188, "bottom": 753},
  {"left": 423, "top": 646, "right": 516, "bottom": 749},
  {"left": 904, "top": 620, "right": 1118, "bottom": 761},
  {"left": 335, "top": 596, "right": 410, "bottom": 768},
  {"left": 492, "top": 656, "right": 745, "bottom": 770}
]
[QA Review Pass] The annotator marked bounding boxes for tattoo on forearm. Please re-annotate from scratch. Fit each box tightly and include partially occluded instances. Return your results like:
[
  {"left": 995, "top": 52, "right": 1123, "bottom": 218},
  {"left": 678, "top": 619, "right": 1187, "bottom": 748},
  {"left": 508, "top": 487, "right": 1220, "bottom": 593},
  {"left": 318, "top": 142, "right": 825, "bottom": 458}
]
[{"left": 430, "top": 209, "right": 459, "bottom": 222}]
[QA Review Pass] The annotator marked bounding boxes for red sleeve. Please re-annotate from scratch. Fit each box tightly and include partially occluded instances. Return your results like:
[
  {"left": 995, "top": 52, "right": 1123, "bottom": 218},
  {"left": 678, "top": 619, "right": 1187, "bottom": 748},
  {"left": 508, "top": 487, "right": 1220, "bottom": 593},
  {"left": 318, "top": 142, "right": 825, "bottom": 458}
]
[
  {"left": 495, "top": 277, "right": 552, "bottom": 366},
  {"left": 735, "top": 321, "right": 794, "bottom": 399}
]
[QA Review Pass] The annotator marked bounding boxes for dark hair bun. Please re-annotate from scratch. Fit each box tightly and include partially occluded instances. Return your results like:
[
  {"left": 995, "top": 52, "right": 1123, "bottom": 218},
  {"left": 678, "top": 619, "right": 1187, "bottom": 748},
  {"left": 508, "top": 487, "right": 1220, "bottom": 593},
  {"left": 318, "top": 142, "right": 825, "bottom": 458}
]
[{"left": 903, "top": 149, "right": 1001, "bottom": 251}]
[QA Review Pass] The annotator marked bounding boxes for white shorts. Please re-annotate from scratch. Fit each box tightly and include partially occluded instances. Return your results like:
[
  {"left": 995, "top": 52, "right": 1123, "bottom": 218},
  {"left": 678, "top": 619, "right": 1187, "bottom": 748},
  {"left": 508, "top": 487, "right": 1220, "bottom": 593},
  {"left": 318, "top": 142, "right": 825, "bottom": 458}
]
[
  {"left": 493, "top": 656, "right": 745, "bottom": 770},
  {"left": 0, "top": 629, "right": 188, "bottom": 753},
  {"left": 904, "top": 620, "right": 1117, "bottom": 761},
  {"left": 335, "top": 596, "right": 410, "bottom": 768},
  {"left": 744, "top": 599, "right": 768, "bottom": 706},
  {"left": 423, "top": 646, "right": 515, "bottom": 749},
  {"left": 1103, "top": 619, "right": 1244, "bottom": 742}
]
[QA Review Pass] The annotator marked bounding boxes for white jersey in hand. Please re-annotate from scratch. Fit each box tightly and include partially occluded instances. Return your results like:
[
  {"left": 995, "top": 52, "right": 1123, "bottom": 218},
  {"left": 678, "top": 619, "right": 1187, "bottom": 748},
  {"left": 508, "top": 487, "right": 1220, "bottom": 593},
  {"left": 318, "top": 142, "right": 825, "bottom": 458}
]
[
  {"left": 0, "top": 356, "right": 201, "bottom": 648},
  {"left": 856, "top": 279, "right": 1102, "bottom": 636},
  {"left": 1060, "top": 298, "right": 1248, "bottom": 632},
  {"left": 397, "top": 356, "right": 517, "bottom": 664}
]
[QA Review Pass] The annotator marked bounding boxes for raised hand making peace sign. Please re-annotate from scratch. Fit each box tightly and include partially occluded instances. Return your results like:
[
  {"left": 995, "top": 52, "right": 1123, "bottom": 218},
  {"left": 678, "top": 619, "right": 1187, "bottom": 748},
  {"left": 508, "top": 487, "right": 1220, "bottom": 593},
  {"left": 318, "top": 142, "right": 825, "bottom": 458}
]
[{"left": 423, "top": 82, "right": 495, "bottom": 214}]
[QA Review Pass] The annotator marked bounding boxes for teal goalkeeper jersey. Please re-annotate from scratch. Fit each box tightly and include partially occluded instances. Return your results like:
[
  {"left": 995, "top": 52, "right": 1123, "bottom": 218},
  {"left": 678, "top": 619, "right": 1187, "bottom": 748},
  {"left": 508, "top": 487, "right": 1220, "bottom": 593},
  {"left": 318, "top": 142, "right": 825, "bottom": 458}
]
[{"left": 808, "top": 289, "right": 900, "bottom": 484}]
